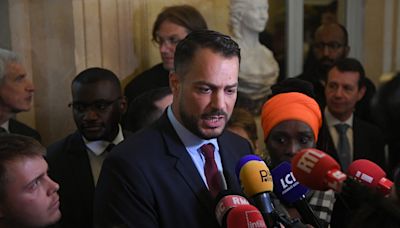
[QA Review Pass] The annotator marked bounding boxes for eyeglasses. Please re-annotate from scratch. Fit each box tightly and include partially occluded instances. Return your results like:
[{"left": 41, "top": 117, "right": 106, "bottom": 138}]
[
  {"left": 313, "top": 42, "right": 345, "bottom": 51},
  {"left": 154, "top": 36, "right": 182, "bottom": 47},
  {"left": 68, "top": 97, "right": 121, "bottom": 113}
]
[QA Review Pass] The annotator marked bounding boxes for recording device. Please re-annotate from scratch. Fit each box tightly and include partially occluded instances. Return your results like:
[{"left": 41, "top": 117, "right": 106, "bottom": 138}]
[
  {"left": 291, "top": 148, "right": 347, "bottom": 192},
  {"left": 271, "top": 162, "right": 322, "bottom": 228},
  {"left": 347, "top": 159, "right": 393, "bottom": 196},
  {"left": 214, "top": 190, "right": 250, "bottom": 227},
  {"left": 225, "top": 204, "right": 267, "bottom": 228},
  {"left": 236, "top": 155, "right": 308, "bottom": 228}
]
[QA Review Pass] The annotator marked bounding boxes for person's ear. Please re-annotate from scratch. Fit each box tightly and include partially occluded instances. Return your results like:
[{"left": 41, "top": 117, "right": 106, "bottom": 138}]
[
  {"left": 357, "top": 85, "right": 366, "bottom": 102},
  {"left": 119, "top": 96, "right": 128, "bottom": 114},
  {"left": 169, "top": 71, "right": 180, "bottom": 95}
]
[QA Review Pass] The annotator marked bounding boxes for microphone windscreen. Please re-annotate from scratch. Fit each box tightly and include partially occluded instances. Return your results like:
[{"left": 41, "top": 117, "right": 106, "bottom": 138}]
[
  {"left": 347, "top": 159, "right": 385, "bottom": 188},
  {"left": 235, "top": 155, "right": 263, "bottom": 178},
  {"left": 215, "top": 190, "right": 250, "bottom": 226},
  {"left": 239, "top": 160, "right": 273, "bottom": 197},
  {"left": 226, "top": 204, "right": 267, "bottom": 228},
  {"left": 348, "top": 159, "right": 393, "bottom": 195},
  {"left": 271, "top": 161, "right": 309, "bottom": 204},
  {"left": 292, "top": 148, "right": 346, "bottom": 191}
]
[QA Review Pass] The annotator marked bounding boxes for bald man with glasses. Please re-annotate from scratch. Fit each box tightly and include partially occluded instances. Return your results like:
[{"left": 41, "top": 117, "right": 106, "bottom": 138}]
[{"left": 297, "top": 23, "right": 376, "bottom": 123}]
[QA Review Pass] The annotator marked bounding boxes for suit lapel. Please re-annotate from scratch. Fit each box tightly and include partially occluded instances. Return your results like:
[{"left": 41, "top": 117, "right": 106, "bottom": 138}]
[
  {"left": 318, "top": 120, "right": 340, "bottom": 164},
  {"left": 67, "top": 132, "right": 95, "bottom": 196},
  {"left": 158, "top": 115, "right": 213, "bottom": 211},
  {"left": 218, "top": 132, "right": 242, "bottom": 193},
  {"left": 352, "top": 118, "right": 365, "bottom": 160}
]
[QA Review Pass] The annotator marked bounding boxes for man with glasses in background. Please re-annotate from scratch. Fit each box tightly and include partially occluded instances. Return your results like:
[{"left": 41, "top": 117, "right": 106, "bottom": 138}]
[
  {"left": 124, "top": 4, "right": 208, "bottom": 105},
  {"left": 46, "top": 67, "right": 129, "bottom": 228},
  {"left": 297, "top": 23, "right": 376, "bottom": 123}
]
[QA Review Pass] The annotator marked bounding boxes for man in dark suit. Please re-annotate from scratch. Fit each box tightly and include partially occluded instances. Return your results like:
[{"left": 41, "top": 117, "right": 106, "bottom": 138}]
[
  {"left": 316, "top": 58, "right": 386, "bottom": 228},
  {"left": 0, "top": 48, "right": 41, "bottom": 141},
  {"left": 298, "top": 23, "right": 376, "bottom": 123},
  {"left": 94, "top": 30, "right": 252, "bottom": 228},
  {"left": 317, "top": 58, "right": 385, "bottom": 170},
  {"left": 46, "top": 68, "right": 128, "bottom": 228}
]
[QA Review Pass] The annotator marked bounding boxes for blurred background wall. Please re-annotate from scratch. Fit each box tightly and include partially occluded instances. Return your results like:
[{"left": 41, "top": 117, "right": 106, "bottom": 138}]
[{"left": 0, "top": 0, "right": 398, "bottom": 145}]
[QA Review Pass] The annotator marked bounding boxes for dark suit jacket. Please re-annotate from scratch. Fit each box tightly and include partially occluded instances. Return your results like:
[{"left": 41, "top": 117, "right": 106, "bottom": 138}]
[
  {"left": 46, "top": 130, "right": 130, "bottom": 228},
  {"left": 9, "top": 118, "right": 41, "bottom": 142},
  {"left": 297, "top": 70, "right": 376, "bottom": 123},
  {"left": 124, "top": 63, "right": 169, "bottom": 104},
  {"left": 317, "top": 117, "right": 386, "bottom": 170},
  {"left": 317, "top": 117, "right": 386, "bottom": 228},
  {"left": 93, "top": 114, "right": 252, "bottom": 228}
]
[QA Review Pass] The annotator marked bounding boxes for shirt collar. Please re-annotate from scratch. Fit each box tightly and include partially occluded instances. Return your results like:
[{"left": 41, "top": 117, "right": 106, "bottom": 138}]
[
  {"left": 167, "top": 106, "right": 219, "bottom": 151},
  {"left": 324, "top": 107, "right": 353, "bottom": 127},
  {"left": 1, "top": 121, "right": 9, "bottom": 132},
  {"left": 83, "top": 124, "right": 124, "bottom": 156}
]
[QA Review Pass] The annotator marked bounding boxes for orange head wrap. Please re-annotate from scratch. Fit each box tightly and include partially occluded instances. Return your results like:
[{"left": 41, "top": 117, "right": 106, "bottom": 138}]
[{"left": 261, "top": 92, "right": 322, "bottom": 141}]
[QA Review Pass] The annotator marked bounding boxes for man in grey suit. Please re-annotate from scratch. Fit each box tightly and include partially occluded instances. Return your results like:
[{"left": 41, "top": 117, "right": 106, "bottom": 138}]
[
  {"left": 94, "top": 30, "right": 252, "bottom": 228},
  {"left": 0, "top": 48, "right": 40, "bottom": 141}
]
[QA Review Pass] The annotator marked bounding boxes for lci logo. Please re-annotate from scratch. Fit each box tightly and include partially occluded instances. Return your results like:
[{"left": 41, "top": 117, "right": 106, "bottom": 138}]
[{"left": 280, "top": 171, "right": 296, "bottom": 189}]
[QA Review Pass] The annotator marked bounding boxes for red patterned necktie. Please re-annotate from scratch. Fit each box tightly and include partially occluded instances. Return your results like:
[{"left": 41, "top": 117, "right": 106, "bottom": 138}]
[{"left": 200, "top": 143, "right": 222, "bottom": 197}]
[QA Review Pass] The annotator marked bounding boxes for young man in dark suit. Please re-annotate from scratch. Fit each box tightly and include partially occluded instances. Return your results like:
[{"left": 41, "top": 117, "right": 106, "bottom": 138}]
[
  {"left": 0, "top": 48, "right": 41, "bottom": 141},
  {"left": 0, "top": 134, "right": 60, "bottom": 228},
  {"left": 94, "top": 30, "right": 253, "bottom": 228},
  {"left": 46, "top": 68, "right": 128, "bottom": 228}
]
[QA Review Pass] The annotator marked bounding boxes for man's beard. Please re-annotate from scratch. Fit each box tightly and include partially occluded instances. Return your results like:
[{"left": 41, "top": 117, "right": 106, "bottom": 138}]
[{"left": 179, "top": 102, "right": 228, "bottom": 140}]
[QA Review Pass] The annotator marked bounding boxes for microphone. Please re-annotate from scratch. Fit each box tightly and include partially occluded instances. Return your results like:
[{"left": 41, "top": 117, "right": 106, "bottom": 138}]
[
  {"left": 347, "top": 159, "right": 393, "bottom": 196},
  {"left": 236, "top": 156, "right": 275, "bottom": 226},
  {"left": 291, "top": 148, "right": 347, "bottom": 192},
  {"left": 237, "top": 156, "right": 309, "bottom": 228},
  {"left": 225, "top": 204, "right": 267, "bottom": 228},
  {"left": 271, "top": 162, "right": 322, "bottom": 228},
  {"left": 214, "top": 190, "right": 250, "bottom": 227}
]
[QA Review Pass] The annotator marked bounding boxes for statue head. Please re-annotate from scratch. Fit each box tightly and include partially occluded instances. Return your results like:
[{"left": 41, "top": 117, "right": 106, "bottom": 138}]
[{"left": 230, "top": 0, "right": 269, "bottom": 39}]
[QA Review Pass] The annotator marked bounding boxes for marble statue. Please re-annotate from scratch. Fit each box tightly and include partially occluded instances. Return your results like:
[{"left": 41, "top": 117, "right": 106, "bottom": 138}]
[{"left": 230, "top": 0, "right": 279, "bottom": 114}]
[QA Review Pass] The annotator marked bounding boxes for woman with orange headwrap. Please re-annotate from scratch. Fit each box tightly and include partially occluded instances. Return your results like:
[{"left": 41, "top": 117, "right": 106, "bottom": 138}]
[
  {"left": 260, "top": 90, "right": 334, "bottom": 228},
  {"left": 261, "top": 92, "right": 322, "bottom": 167}
]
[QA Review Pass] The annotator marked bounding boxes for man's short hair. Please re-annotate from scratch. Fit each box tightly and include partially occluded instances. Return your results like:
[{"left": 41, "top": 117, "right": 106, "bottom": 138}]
[
  {"left": 152, "top": 5, "right": 208, "bottom": 42},
  {"left": 72, "top": 67, "right": 121, "bottom": 92},
  {"left": 174, "top": 30, "right": 241, "bottom": 76},
  {"left": 330, "top": 57, "right": 366, "bottom": 88},
  {"left": 0, "top": 49, "right": 21, "bottom": 83},
  {"left": 0, "top": 134, "right": 45, "bottom": 202},
  {"left": 124, "top": 87, "right": 172, "bottom": 133}
]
